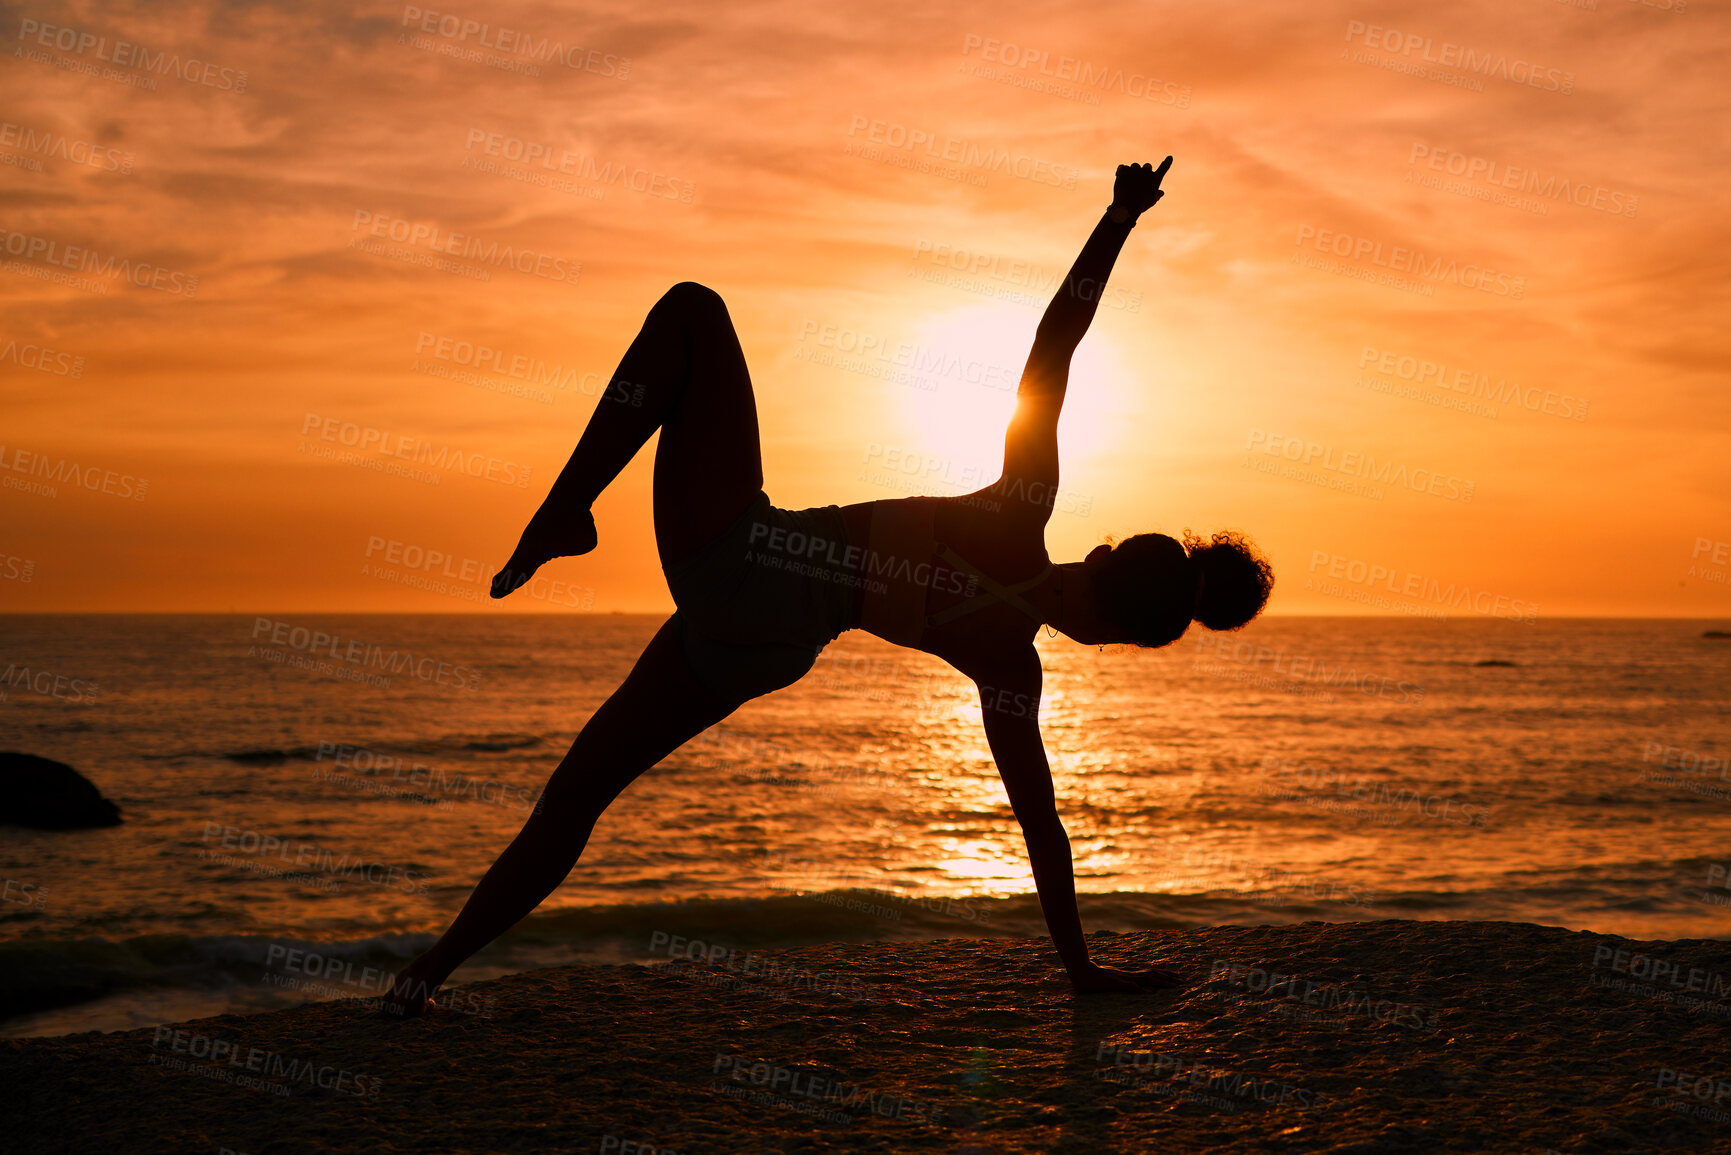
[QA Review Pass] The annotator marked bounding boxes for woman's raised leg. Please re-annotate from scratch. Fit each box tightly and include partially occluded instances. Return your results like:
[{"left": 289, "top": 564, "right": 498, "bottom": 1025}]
[
  {"left": 383, "top": 616, "right": 739, "bottom": 1015},
  {"left": 492, "top": 282, "right": 766, "bottom": 595},
  {"left": 400, "top": 284, "right": 770, "bottom": 1014}
]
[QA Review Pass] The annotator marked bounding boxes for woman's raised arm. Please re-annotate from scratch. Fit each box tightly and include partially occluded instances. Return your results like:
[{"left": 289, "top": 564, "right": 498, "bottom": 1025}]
[
  {"left": 1022, "top": 158, "right": 1170, "bottom": 390},
  {"left": 995, "top": 158, "right": 1171, "bottom": 502}
]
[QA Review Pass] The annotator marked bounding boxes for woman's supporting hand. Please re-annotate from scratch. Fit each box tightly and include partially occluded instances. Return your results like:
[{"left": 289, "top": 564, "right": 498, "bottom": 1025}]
[
  {"left": 1069, "top": 960, "right": 1183, "bottom": 994},
  {"left": 1111, "top": 157, "right": 1173, "bottom": 219},
  {"left": 378, "top": 969, "right": 440, "bottom": 1019}
]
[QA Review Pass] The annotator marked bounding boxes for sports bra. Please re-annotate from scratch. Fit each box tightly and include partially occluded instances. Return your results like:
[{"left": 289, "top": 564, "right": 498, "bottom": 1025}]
[{"left": 858, "top": 499, "right": 1052, "bottom": 647}]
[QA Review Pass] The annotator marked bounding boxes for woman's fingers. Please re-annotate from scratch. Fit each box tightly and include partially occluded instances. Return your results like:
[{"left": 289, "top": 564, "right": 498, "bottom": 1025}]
[{"left": 1132, "top": 967, "right": 1182, "bottom": 988}]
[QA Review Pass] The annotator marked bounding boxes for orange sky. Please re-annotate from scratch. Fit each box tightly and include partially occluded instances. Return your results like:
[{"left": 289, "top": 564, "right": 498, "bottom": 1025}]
[{"left": 2, "top": 0, "right": 1727, "bottom": 617}]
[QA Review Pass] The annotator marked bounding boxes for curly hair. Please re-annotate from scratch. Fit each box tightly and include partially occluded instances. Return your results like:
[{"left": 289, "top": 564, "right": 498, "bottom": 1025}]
[
  {"left": 1183, "top": 529, "right": 1275, "bottom": 632},
  {"left": 1090, "top": 529, "right": 1274, "bottom": 647}
]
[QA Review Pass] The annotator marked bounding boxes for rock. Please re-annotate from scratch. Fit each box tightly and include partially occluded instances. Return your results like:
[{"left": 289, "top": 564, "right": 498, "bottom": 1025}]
[{"left": 0, "top": 752, "right": 123, "bottom": 829}]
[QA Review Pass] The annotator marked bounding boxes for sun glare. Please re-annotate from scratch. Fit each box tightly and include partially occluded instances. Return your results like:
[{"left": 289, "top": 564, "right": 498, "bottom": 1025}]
[{"left": 896, "top": 305, "right": 1127, "bottom": 484}]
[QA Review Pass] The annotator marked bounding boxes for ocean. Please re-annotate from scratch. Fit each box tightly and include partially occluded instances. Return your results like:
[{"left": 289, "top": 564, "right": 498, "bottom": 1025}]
[{"left": 2, "top": 613, "right": 1728, "bottom": 1037}]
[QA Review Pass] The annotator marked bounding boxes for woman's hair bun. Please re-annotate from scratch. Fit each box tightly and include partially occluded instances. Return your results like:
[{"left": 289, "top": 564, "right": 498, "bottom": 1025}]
[{"left": 1183, "top": 530, "right": 1274, "bottom": 631}]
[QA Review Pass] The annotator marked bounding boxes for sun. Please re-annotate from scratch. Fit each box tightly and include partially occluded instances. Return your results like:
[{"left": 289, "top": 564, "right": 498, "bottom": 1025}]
[{"left": 895, "top": 304, "right": 1126, "bottom": 485}]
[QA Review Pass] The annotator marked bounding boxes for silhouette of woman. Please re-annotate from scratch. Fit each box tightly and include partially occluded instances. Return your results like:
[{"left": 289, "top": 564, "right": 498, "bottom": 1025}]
[{"left": 383, "top": 158, "right": 1273, "bottom": 1015}]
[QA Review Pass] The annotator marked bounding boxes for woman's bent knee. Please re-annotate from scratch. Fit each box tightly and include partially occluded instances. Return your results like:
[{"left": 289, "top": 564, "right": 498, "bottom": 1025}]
[{"left": 657, "top": 280, "right": 726, "bottom": 318}]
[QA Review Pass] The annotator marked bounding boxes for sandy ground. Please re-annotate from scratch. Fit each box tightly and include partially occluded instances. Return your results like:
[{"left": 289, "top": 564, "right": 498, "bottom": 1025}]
[{"left": 8, "top": 919, "right": 1731, "bottom": 1153}]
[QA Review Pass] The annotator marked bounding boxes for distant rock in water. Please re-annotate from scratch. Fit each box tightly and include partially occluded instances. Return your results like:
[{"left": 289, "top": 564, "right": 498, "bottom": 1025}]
[
  {"left": 221, "top": 745, "right": 327, "bottom": 766},
  {"left": 223, "top": 749, "right": 288, "bottom": 766},
  {"left": 1704, "top": 630, "right": 1731, "bottom": 639},
  {"left": 463, "top": 736, "right": 542, "bottom": 752},
  {"left": 1473, "top": 659, "right": 1518, "bottom": 667},
  {"left": 0, "top": 752, "right": 123, "bottom": 829}
]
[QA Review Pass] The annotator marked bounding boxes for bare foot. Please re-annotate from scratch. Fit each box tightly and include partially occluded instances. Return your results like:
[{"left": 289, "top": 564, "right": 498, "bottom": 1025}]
[{"left": 491, "top": 507, "right": 598, "bottom": 598}]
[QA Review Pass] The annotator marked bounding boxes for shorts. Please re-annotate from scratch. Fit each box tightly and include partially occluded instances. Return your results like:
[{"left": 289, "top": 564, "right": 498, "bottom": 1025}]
[{"left": 662, "top": 490, "right": 859, "bottom": 702}]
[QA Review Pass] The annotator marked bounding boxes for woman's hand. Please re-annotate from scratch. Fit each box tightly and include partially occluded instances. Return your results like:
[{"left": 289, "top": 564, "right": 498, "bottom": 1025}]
[
  {"left": 378, "top": 971, "right": 439, "bottom": 1019},
  {"left": 1111, "top": 157, "right": 1173, "bottom": 218},
  {"left": 1069, "top": 960, "right": 1182, "bottom": 994}
]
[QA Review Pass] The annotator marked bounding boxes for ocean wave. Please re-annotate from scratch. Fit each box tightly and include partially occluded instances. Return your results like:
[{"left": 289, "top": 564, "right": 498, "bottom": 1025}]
[
  {"left": 7, "top": 878, "right": 1729, "bottom": 1037},
  {"left": 221, "top": 746, "right": 327, "bottom": 766},
  {"left": 130, "top": 733, "right": 554, "bottom": 767},
  {"left": 0, "top": 887, "right": 1532, "bottom": 1028}
]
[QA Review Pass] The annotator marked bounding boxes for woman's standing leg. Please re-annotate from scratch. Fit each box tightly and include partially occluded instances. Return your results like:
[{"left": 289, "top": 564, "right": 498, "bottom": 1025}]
[{"left": 384, "top": 617, "right": 739, "bottom": 1014}]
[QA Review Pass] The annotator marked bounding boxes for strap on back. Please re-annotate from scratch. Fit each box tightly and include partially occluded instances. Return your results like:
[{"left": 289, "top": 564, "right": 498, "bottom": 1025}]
[{"left": 927, "top": 544, "right": 1052, "bottom": 627}]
